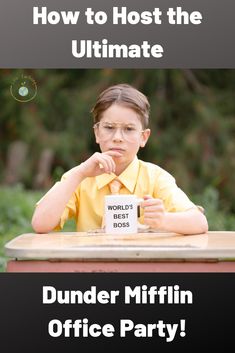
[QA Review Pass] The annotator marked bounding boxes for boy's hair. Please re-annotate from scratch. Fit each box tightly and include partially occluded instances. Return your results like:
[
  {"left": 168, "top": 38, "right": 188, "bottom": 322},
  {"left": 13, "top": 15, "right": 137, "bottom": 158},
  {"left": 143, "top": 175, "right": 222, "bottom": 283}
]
[{"left": 91, "top": 84, "right": 150, "bottom": 128}]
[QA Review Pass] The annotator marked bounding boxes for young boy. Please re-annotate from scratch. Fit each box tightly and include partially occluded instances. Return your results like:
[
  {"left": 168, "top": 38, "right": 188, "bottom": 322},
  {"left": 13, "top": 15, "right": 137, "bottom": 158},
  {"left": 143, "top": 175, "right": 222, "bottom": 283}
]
[{"left": 32, "top": 84, "right": 208, "bottom": 235}]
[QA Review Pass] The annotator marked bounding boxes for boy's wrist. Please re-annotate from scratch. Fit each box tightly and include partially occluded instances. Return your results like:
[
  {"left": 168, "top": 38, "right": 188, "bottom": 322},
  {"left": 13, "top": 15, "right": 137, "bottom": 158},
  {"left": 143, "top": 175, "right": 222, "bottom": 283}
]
[
  {"left": 160, "top": 212, "right": 169, "bottom": 231},
  {"left": 70, "top": 164, "right": 87, "bottom": 181}
]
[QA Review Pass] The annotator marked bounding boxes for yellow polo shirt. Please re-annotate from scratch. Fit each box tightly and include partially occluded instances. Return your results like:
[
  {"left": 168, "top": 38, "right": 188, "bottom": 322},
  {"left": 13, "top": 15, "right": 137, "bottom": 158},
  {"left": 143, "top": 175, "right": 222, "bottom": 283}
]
[{"left": 55, "top": 157, "right": 198, "bottom": 232}]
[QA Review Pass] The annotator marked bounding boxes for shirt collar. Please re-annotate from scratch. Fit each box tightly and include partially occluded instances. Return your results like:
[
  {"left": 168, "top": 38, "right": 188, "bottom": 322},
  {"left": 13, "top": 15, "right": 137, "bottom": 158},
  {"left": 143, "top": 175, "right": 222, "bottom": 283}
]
[{"left": 96, "top": 156, "right": 139, "bottom": 193}]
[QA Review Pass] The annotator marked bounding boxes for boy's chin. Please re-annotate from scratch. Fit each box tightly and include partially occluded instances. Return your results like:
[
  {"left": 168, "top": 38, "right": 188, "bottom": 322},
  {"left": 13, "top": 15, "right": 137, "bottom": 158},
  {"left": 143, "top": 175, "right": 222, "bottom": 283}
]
[{"left": 112, "top": 154, "right": 123, "bottom": 159}]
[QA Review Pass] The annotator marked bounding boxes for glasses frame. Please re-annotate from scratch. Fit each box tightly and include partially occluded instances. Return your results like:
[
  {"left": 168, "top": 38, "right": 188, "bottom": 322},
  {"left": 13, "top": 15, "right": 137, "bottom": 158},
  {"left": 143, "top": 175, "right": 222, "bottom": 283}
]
[{"left": 93, "top": 121, "right": 146, "bottom": 141}]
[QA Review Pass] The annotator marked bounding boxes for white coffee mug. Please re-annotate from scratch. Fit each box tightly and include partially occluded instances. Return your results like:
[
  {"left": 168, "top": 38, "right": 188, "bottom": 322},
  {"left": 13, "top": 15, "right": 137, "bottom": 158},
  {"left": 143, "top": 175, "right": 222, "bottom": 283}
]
[{"left": 104, "top": 195, "right": 142, "bottom": 234}]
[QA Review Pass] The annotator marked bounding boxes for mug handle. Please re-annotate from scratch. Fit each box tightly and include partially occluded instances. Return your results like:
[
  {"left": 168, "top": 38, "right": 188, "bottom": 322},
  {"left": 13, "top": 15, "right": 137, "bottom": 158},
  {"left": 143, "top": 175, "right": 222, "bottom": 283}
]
[
  {"left": 136, "top": 198, "right": 150, "bottom": 231},
  {"left": 136, "top": 198, "right": 144, "bottom": 218}
]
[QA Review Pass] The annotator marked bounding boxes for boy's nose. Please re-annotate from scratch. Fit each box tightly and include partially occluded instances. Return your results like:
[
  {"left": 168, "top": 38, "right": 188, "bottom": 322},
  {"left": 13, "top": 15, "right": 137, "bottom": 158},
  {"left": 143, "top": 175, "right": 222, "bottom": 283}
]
[{"left": 112, "top": 127, "right": 124, "bottom": 141}]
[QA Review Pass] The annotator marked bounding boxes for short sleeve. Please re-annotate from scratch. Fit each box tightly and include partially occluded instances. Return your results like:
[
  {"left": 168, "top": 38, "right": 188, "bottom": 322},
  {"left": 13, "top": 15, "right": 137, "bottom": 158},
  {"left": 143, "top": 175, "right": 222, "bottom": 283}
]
[
  {"left": 53, "top": 192, "right": 78, "bottom": 230},
  {"left": 53, "top": 172, "right": 79, "bottom": 230},
  {"left": 154, "top": 170, "right": 198, "bottom": 212}
]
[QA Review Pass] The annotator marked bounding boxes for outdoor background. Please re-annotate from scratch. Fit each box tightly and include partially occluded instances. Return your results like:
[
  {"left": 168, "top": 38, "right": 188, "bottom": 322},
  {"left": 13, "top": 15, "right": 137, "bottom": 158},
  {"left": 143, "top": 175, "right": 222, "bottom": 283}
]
[{"left": 0, "top": 69, "right": 235, "bottom": 271}]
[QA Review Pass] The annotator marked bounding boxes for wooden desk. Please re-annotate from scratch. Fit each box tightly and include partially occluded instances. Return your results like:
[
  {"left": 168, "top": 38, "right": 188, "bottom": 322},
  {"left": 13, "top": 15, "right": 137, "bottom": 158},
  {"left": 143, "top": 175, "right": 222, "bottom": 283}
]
[{"left": 4, "top": 231, "right": 235, "bottom": 272}]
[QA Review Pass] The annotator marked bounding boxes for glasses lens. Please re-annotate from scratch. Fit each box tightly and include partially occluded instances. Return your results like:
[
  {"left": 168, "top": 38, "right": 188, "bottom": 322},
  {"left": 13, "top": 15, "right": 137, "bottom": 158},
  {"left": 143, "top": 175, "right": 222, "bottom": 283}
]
[{"left": 97, "top": 122, "right": 142, "bottom": 141}]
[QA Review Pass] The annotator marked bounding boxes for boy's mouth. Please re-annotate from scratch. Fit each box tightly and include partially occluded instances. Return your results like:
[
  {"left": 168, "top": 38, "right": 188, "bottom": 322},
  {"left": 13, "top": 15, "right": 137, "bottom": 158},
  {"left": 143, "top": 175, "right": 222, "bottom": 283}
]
[{"left": 109, "top": 147, "right": 125, "bottom": 153}]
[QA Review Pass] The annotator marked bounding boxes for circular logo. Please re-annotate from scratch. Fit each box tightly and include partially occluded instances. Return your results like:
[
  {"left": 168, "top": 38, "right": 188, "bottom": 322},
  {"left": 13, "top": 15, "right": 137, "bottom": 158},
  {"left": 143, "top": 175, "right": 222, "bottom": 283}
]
[
  {"left": 10, "top": 74, "right": 37, "bottom": 102},
  {"left": 19, "top": 86, "right": 29, "bottom": 97}
]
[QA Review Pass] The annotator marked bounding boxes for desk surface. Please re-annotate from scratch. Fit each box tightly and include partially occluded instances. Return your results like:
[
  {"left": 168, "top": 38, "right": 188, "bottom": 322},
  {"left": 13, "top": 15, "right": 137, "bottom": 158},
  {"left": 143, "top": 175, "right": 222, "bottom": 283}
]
[{"left": 4, "top": 231, "right": 235, "bottom": 261}]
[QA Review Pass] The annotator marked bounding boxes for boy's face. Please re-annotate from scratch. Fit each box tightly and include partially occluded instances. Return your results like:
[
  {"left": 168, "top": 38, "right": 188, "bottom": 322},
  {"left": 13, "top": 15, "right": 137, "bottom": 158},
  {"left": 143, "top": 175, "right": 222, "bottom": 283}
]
[{"left": 94, "top": 104, "right": 150, "bottom": 174}]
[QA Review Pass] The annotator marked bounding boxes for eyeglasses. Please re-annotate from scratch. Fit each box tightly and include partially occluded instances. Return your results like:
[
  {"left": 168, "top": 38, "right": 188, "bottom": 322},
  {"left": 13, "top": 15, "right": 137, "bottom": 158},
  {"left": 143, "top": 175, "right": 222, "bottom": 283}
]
[{"left": 94, "top": 122, "right": 145, "bottom": 141}]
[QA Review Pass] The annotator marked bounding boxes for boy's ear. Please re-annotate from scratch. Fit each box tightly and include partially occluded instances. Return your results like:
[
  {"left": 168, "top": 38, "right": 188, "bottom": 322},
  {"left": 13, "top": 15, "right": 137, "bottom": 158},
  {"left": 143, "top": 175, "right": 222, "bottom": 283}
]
[
  {"left": 140, "top": 129, "right": 151, "bottom": 148},
  {"left": 94, "top": 126, "right": 100, "bottom": 144}
]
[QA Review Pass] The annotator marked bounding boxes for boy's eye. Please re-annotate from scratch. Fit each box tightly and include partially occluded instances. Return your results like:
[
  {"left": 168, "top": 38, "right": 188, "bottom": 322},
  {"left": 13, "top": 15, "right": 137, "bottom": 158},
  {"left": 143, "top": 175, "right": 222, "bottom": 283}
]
[
  {"left": 103, "top": 124, "right": 115, "bottom": 130},
  {"left": 124, "top": 126, "right": 136, "bottom": 132}
]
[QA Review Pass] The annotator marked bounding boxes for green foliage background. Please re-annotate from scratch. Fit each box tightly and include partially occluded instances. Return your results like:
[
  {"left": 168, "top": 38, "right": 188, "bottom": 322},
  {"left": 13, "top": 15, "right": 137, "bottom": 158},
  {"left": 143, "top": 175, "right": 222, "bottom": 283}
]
[
  {"left": 1, "top": 69, "right": 235, "bottom": 210},
  {"left": 0, "top": 69, "right": 235, "bottom": 270}
]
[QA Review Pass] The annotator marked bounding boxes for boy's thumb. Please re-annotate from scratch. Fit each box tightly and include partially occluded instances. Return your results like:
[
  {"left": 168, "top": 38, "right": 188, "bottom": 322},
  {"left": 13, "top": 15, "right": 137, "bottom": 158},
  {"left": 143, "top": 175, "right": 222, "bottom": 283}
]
[{"left": 143, "top": 195, "right": 152, "bottom": 200}]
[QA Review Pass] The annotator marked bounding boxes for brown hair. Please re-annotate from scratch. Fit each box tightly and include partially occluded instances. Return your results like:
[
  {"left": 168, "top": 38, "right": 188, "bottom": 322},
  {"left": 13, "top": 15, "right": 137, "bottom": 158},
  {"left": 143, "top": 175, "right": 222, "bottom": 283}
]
[{"left": 91, "top": 84, "right": 150, "bottom": 128}]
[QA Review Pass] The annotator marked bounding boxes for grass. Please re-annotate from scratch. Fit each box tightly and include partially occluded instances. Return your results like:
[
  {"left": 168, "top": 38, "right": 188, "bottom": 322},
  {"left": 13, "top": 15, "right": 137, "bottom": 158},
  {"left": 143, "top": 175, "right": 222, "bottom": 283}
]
[{"left": 0, "top": 185, "right": 234, "bottom": 272}]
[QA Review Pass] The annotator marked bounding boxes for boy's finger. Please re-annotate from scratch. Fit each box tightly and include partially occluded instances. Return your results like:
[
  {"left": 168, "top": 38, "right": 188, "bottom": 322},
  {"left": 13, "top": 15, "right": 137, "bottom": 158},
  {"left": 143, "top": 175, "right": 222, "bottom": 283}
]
[
  {"left": 144, "top": 212, "right": 162, "bottom": 219},
  {"left": 140, "top": 195, "right": 152, "bottom": 207},
  {"left": 144, "top": 205, "right": 164, "bottom": 212},
  {"left": 143, "top": 195, "right": 152, "bottom": 200},
  {"left": 97, "top": 158, "right": 110, "bottom": 172},
  {"left": 142, "top": 198, "right": 163, "bottom": 207},
  {"left": 98, "top": 156, "right": 116, "bottom": 174},
  {"left": 101, "top": 155, "right": 116, "bottom": 173}
]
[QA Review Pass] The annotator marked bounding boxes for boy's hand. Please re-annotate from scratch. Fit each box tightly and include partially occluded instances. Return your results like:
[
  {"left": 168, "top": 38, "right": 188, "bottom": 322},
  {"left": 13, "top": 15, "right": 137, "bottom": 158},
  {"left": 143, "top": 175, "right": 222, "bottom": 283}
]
[
  {"left": 142, "top": 195, "right": 166, "bottom": 229},
  {"left": 78, "top": 151, "right": 122, "bottom": 178}
]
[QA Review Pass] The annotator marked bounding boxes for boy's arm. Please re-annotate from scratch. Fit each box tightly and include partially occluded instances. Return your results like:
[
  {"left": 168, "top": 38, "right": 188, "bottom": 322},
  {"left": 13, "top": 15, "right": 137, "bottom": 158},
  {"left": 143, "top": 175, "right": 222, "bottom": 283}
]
[
  {"left": 142, "top": 196, "right": 208, "bottom": 235},
  {"left": 31, "top": 165, "right": 85, "bottom": 233},
  {"left": 31, "top": 151, "right": 121, "bottom": 233},
  {"left": 161, "top": 208, "right": 208, "bottom": 235}
]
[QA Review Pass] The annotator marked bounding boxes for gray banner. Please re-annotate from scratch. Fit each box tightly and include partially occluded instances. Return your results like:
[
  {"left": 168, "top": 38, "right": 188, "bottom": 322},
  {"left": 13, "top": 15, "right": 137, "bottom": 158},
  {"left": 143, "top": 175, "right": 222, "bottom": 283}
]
[{"left": 0, "top": 0, "right": 234, "bottom": 68}]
